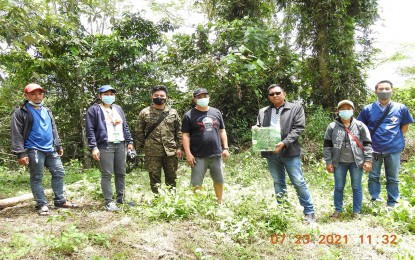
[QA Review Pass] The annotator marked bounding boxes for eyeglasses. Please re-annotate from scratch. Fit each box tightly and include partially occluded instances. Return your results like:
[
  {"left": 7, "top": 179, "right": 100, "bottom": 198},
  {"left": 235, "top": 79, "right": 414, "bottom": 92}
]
[{"left": 268, "top": 92, "right": 282, "bottom": 96}]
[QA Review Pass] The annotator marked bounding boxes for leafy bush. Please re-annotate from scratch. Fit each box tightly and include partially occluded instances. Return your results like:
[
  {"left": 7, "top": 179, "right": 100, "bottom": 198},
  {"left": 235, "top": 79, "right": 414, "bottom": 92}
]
[{"left": 302, "top": 106, "right": 333, "bottom": 163}]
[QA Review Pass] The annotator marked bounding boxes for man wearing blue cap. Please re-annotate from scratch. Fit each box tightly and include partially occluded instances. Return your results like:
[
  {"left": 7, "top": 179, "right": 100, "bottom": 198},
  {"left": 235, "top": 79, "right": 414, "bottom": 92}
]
[
  {"left": 181, "top": 88, "right": 230, "bottom": 203},
  {"left": 85, "top": 85, "right": 135, "bottom": 211}
]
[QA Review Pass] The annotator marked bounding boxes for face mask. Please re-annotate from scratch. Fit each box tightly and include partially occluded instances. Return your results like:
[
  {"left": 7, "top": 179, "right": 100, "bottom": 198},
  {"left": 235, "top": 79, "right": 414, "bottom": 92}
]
[
  {"left": 377, "top": 92, "right": 392, "bottom": 100},
  {"left": 28, "top": 100, "right": 44, "bottom": 107},
  {"left": 152, "top": 97, "right": 166, "bottom": 105},
  {"left": 102, "top": 95, "right": 115, "bottom": 105},
  {"left": 196, "top": 97, "right": 209, "bottom": 108},
  {"left": 338, "top": 110, "right": 353, "bottom": 120}
]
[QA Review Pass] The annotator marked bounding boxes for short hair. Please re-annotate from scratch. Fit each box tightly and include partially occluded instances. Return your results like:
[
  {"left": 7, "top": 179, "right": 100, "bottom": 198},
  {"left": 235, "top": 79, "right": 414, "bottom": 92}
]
[
  {"left": 152, "top": 85, "right": 168, "bottom": 95},
  {"left": 267, "top": 83, "right": 284, "bottom": 93},
  {"left": 375, "top": 80, "right": 393, "bottom": 90}
]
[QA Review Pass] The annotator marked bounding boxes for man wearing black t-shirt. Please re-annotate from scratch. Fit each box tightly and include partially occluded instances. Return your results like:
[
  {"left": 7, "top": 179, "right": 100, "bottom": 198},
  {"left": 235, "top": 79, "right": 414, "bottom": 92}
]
[{"left": 181, "top": 88, "right": 230, "bottom": 203}]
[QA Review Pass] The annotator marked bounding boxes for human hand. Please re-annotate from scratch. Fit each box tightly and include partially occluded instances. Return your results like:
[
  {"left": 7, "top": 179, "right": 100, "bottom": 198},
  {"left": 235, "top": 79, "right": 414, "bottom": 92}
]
[
  {"left": 18, "top": 157, "right": 29, "bottom": 166},
  {"left": 222, "top": 149, "right": 230, "bottom": 161},
  {"left": 177, "top": 149, "right": 183, "bottom": 159},
  {"left": 127, "top": 144, "right": 134, "bottom": 151},
  {"left": 326, "top": 164, "right": 334, "bottom": 173},
  {"left": 186, "top": 153, "right": 196, "bottom": 167},
  {"left": 57, "top": 149, "right": 64, "bottom": 156},
  {"left": 363, "top": 161, "right": 372, "bottom": 172},
  {"left": 273, "top": 142, "right": 285, "bottom": 154},
  {"left": 92, "top": 149, "right": 100, "bottom": 161}
]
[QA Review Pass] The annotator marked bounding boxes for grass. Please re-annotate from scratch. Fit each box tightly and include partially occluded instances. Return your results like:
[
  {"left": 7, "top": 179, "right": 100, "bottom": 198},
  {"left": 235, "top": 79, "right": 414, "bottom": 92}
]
[{"left": 1, "top": 150, "right": 415, "bottom": 259}]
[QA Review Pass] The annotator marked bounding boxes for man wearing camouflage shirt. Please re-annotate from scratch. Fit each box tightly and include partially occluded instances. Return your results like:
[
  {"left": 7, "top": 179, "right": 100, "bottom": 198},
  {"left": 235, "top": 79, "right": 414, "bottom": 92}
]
[{"left": 137, "top": 85, "right": 183, "bottom": 193}]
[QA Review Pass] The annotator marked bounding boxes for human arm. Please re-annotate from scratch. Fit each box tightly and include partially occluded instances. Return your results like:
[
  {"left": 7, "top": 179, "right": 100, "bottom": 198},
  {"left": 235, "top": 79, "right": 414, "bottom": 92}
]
[
  {"left": 323, "top": 123, "right": 334, "bottom": 173},
  {"left": 219, "top": 129, "right": 230, "bottom": 161},
  {"left": 360, "top": 122, "right": 373, "bottom": 172},
  {"left": 85, "top": 106, "right": 100, "bottom": 160},
  {"left": 182, "top": 132, "right": 195, "bottom": 167},
  {"left": 281, "top": 105, "right": 305, "bottom": 148},
  {"left": 174, "top": 110, "right": 183, "bottom": 159},
  {"left": 11, "top": 108, "right": 29, "bottom": 165},
  {"left": 136, "top": 109, "right": 147, "bottom": 149},
  {"left": 402, "top": 124, "right": 409, "bottom": 134}
]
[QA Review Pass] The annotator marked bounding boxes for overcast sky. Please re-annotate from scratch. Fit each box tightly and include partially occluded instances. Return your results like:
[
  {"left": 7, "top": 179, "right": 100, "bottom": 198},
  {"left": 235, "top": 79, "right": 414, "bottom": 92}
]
[{"left": 366, "top": 0, "right": 415, "bottom": 88}]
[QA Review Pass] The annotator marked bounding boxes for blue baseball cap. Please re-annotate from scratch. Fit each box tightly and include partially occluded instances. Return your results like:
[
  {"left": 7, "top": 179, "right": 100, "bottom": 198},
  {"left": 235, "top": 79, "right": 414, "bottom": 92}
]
[{"left": 99, "top": 85, "right": 117, "bottom": 93}]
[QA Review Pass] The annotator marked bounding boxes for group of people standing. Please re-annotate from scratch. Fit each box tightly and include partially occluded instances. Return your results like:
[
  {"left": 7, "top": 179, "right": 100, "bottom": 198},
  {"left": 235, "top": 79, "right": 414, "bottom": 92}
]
[
  {"left": 11, "top": 83, "right": 229, "bottom": 215},
  {"left": 11, "top": 81, "right": 413, "bottom": 224}
]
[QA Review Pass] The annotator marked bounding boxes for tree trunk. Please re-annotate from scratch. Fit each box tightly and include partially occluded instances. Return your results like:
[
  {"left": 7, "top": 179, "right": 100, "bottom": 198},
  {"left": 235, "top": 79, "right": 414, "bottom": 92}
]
[{"left": 0, "top": 189, "right": 53, "bottom": 209}]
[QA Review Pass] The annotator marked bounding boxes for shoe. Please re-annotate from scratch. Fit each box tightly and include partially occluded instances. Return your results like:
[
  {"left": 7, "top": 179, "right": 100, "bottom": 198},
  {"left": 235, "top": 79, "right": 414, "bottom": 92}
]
[
  {"left": 370, "top": 198, "right": 383, "bottom": 207},
  {"left": 304, "top": 213, "right": 316, "bottom": 224},
  {"left": 352, "top": 213, "right": 361, "bottom": 219},
  {"left": 330, "top": 211, "right": 341, "bottom": 219},
  {"left": 37, "top": 205, "right": 50, "bottom": 216},
  {"left": 55, "top": 201, "right": 79, "bottom": 208},
  {"left": 105, "top": 202, "right": 120, "bottom": 212},
  {"left": 116, "top": 199, "right": 135, "bottom": 207}
]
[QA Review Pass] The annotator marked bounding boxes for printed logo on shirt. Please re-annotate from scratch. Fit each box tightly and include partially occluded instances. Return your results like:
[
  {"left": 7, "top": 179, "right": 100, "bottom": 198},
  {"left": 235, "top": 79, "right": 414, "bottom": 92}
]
[
  {"left": 197, "top": 116, "right": 218, "bottom": 132},
  {"left": 390, "top": 116, "right": 399, "bottom": 124}
]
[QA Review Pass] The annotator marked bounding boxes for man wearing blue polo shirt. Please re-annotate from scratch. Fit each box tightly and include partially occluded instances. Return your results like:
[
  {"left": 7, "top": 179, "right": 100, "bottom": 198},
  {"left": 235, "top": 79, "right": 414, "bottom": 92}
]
[{"left": 357, "top": 80, "right": 414, "bottom": 207}]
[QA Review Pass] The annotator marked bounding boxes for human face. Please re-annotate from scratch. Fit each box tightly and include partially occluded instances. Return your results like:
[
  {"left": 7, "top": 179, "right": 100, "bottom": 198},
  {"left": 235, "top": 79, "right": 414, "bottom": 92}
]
[
  {"left": 268, "top": 87, "right": 285, "bottom": 107},
  {"left": 25, "top": 89, "right": 44, "bottom": 103},
  {"left": 152, "top": 90, "right": 167, "bottom": 99},
  {"left": 338, "top": 104, "right": 353, "bottom": 111},
  {"left": 100, "top": 90, "right": 116, "bottom": 97},
  {"left": 375, "top": 82, "right": 393, "bottom": 102}
]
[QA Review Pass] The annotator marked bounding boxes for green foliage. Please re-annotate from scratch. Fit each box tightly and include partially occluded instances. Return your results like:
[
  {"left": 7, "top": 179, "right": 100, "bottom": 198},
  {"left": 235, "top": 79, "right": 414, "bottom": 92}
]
[
  {"left": 48, "top": 225, "right": 89, "bottom": 256},
  {"left": 280, "top": 0, "right": 378, "bottom": 109},
  {"left": 165, "top": 16, "right": 299, "bottom": 146},
  {"left": 302, "top": 106, "right": 333, "bottom": 162}
]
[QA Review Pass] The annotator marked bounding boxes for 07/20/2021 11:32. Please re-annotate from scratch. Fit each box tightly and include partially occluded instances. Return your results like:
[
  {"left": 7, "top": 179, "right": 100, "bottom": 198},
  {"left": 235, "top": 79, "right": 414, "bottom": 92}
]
[{"left": 270, "top": 234, "right": 398, "bottom": 245}]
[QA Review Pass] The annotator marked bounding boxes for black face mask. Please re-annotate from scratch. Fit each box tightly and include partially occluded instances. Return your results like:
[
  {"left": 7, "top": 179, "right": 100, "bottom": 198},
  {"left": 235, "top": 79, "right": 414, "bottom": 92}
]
[{"left": 153, "top": 97, "right": 166, "bottom": 105}]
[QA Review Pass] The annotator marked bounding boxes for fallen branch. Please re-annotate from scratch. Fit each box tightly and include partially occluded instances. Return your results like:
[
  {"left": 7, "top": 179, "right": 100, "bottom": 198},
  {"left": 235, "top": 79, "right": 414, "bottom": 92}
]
[{"left": 0, "top": 189, "right": 53, "bottom": 209}]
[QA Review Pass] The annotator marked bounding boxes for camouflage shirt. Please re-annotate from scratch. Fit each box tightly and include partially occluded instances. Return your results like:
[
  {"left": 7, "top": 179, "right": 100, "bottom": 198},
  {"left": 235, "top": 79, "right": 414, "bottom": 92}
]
[{"left": 137, "top": 105, "right": 182, "bottom": 156}]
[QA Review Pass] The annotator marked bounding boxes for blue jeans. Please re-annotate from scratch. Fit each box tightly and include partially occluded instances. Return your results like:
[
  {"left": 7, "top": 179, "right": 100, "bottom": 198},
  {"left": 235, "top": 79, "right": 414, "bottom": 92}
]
[
  {"left": 369, "top": 152, "right": 400, "bottom": 206},
  {"left": 266, "top": 154, "right": 314, "bottom": 215},
  {"left": 98, "top": 142, "right": 126, "bottom": 204},
  {"left": 27, "top": 149, "right": 66, "bottom": 207},
  {"left": 333, "top": 163, "right": 363, "bottom": 213}
]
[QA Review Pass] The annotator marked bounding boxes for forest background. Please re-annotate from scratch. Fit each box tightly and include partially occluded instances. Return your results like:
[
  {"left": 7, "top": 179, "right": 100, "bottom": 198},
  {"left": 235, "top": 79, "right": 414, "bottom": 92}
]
[{"left": 0, "top": 0, "right": 415, "bottom": 259}]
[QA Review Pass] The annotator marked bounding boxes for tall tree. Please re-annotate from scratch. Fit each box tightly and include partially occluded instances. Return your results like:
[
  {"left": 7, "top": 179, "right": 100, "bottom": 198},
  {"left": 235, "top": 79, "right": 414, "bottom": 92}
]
[
  {"left": 0, "top": 0, "right": 174, "bottom": 167},
  {"left": 279, "top": 0, "right": 379, "bottom": 109}
]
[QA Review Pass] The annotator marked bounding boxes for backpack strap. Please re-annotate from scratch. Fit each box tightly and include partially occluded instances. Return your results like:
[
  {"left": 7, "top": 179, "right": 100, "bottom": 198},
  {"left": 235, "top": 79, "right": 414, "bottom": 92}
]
[
  {"left": 144, "top": 111, "right": 169, "bottom": 140},
  {"left": 344, "top": 127, "right": 364, "bottom": 151},
  {"left": 370, "top": 102, "right": 393, "bottom": 136}
]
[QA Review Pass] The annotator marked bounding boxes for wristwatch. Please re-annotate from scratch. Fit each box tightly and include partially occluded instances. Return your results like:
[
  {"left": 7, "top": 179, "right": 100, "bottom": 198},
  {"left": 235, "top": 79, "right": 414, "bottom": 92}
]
[{"left": 223, "top": 148, "right": 229, "bottom": 150}]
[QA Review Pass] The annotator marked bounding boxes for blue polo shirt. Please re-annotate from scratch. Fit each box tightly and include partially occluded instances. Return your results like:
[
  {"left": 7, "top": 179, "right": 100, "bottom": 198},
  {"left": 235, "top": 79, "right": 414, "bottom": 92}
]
[
  {"left": 24, "top": 103, "right": 54, "bottom": 152},
  {"left": 357, "top": 101, "right": 414, "bottom": 153}
]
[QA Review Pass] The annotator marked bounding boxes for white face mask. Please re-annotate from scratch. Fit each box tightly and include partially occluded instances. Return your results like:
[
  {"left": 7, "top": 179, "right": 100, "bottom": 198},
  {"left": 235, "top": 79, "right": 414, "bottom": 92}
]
[
  {"left": 338, "top": 110, "right": 353, "bottom": 120},
  {"left": 196, "top": 97, "right": 209, "bottom": 107},
  {"left": 28, "top": 100, "right": 44, "bottom": 107},
  {"left": 102, "top": 95, "right": 115, "bottom": 105}
]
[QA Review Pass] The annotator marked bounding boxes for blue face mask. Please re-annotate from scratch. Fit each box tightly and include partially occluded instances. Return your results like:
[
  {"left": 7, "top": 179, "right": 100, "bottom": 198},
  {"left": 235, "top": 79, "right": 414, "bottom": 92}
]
[
  {"left": 102, "top": 95, "right": 115, "bottom": 105},
  {"left": 339, "top": 110, "right": 353, "bottom": 120},
  {"left": 196, "top": 97, "right": 209, "bottom": 108}
]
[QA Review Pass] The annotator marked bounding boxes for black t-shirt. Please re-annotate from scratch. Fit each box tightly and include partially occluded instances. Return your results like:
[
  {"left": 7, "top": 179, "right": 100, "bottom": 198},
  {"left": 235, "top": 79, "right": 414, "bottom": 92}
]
[{"left": 181, "top": 107, "right": 225, "bottom": 157}]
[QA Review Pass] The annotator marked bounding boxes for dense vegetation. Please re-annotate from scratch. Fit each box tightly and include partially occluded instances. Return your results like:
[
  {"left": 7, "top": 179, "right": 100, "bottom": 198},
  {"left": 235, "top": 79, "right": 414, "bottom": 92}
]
[
  {"left": 0, "top": 0, "right": 384, "bottom": 166},
  {"left": 1, "top": 148, "right": 415, "bottom": 259},
  {"left": 1, "top": 1, "right": 415, "bottom": 258}
]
